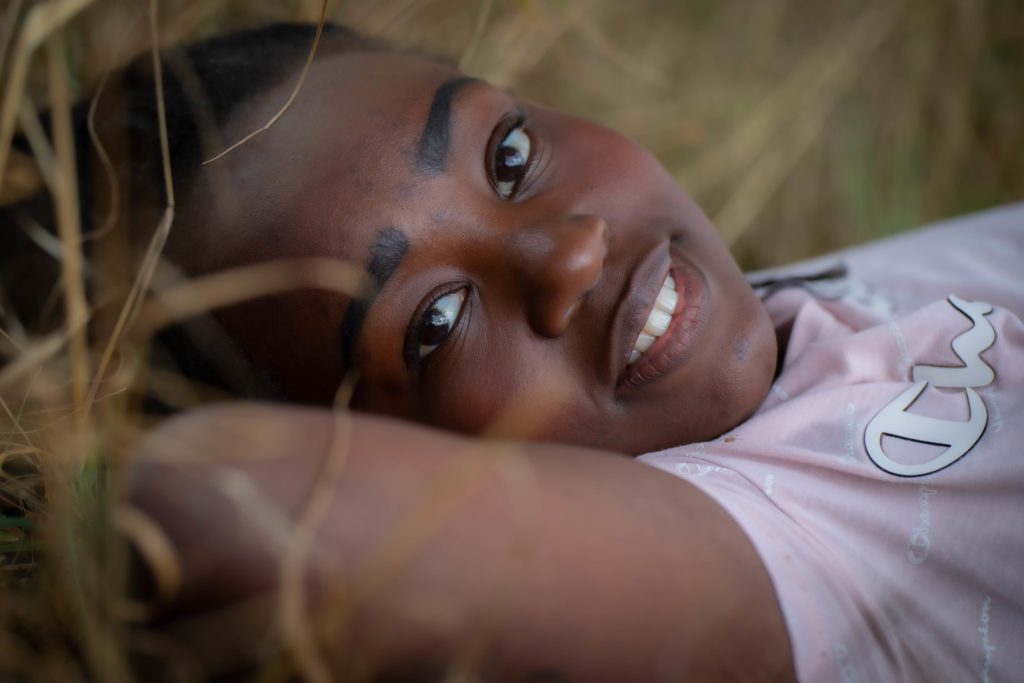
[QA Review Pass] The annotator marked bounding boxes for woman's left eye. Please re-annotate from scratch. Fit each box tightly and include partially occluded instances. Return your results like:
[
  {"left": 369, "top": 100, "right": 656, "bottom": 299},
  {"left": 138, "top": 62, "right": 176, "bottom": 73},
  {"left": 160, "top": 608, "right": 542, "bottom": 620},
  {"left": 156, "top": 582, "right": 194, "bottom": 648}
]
[
  {"left": 492, "top": 119, "right": 531, "bottom": 198},
  {"left": 409, "top": 288, "right": 467, "bottom": 361}
]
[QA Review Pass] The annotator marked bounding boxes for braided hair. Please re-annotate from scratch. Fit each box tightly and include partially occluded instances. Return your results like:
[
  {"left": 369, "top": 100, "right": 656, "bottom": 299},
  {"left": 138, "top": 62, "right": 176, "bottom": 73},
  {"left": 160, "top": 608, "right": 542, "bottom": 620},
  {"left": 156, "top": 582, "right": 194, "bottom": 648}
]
[{"left": 2, "top": 22, "right": 389, "bottom": 404}]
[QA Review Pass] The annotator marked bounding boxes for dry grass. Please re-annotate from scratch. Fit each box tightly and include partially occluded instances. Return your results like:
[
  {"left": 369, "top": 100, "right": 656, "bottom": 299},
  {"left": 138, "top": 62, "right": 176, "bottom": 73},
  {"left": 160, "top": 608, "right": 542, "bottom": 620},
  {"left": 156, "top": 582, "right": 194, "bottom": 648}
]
[{"left": 1, "top": 0, "right": 1022, "bottom": 680}]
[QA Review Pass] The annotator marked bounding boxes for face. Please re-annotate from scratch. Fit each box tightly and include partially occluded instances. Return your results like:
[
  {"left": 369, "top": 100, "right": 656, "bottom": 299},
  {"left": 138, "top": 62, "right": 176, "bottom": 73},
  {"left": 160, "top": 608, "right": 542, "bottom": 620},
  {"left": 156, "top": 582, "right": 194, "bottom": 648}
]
[{"left": 183, "top": 50, "right": 777, "bottom": 454}]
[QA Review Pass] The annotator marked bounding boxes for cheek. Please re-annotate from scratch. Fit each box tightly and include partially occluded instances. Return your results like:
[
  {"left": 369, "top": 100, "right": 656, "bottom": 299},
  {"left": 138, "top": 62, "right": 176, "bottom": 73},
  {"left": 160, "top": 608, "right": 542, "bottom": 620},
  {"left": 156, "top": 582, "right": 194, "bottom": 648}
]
[
  {"left": 417, "top": 331, "right": 584, "bottom": 440},
  {"left": 738, "top": 299, "right": 779, "bottom": 402},
  {"left": 418, "top": 357, "right": 533, "bottom": 437},
  {"left": 701, "top": 293, "right": 777, "bottom": 425}
]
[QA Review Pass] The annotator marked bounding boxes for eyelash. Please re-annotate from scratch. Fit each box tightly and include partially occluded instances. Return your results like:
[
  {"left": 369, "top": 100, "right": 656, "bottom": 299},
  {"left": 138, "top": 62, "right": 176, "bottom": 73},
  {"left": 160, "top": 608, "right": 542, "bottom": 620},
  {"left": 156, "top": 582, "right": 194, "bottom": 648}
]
[
  {"left": 488, "top": 108, "right": 532, "bottom": 199},
  {"left": 403, "top": 284, "right": 470, "bottom": 373}
]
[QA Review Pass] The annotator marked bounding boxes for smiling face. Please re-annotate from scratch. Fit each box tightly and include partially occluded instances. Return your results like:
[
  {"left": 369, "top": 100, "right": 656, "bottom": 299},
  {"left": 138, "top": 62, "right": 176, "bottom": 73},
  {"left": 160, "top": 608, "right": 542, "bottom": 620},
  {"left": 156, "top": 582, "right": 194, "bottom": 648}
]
[{"left": 181, "top": 50, "right": 777, "bottom": 454}]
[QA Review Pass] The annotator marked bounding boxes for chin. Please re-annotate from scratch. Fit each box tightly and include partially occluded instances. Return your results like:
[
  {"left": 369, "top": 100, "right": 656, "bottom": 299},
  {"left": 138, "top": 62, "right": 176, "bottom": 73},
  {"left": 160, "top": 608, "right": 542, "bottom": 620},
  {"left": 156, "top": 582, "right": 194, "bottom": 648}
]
[{"left": 640, "top": 309, "right": 778, "bottom": 454}]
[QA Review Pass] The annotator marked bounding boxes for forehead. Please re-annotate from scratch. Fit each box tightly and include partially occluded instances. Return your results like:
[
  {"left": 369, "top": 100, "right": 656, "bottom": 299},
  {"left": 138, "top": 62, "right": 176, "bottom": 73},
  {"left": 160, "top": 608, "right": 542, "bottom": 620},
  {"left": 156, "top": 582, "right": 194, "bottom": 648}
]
[{"left": 195, "top": 50, "right": 465, "bottom": 267}]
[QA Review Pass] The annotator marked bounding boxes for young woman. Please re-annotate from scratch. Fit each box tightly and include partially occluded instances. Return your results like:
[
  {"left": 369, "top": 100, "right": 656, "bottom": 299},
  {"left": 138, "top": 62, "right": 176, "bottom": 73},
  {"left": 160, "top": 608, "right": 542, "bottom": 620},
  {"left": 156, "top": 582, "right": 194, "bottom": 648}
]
[{"left": 5, "top": 23, "right": 1022, "bottom": 683}]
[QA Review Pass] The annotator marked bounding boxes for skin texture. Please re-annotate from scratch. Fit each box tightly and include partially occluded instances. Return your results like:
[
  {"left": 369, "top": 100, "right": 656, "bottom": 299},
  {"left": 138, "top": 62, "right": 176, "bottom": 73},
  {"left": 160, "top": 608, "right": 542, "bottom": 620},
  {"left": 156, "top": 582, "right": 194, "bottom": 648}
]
[
  {"left": 180, "top": 50, "right": 778, "bottom": 455},
  {"left": 130, "top": 403, "right": 795, "bottom": 682}
]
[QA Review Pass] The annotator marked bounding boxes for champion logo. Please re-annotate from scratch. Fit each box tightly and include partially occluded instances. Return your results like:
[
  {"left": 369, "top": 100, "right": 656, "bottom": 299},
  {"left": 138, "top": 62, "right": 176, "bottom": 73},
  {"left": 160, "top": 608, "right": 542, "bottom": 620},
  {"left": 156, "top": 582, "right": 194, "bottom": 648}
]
[{"left": 865, "top": 295, "right": 996, "bottom": 477}]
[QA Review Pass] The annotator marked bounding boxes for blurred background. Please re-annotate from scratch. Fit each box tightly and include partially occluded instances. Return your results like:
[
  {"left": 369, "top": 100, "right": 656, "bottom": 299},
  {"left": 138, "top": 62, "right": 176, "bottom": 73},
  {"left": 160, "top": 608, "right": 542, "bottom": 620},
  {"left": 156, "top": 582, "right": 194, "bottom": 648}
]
[
  {"left": 8, "top": 0, "right": 1021, "bottom": 267},
  {"left": 1, "top": 0, "right": 1022, "bottom": 680}
]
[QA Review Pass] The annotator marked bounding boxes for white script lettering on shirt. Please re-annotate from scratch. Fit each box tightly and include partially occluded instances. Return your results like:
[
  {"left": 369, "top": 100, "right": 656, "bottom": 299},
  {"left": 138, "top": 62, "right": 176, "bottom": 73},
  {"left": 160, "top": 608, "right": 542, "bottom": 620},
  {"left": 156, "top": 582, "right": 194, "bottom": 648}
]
[
  {"left": 865, "top": 295, "right": 995, "bottom": 477},
  {"left": 906, "top": 485, "right": 937, "bottom": 565},
  {"left": 978, "top": 595, "right": 996, "bottom": 683},
  {"left": 673, "top": 462, "right": 725, "bottom": 477}
]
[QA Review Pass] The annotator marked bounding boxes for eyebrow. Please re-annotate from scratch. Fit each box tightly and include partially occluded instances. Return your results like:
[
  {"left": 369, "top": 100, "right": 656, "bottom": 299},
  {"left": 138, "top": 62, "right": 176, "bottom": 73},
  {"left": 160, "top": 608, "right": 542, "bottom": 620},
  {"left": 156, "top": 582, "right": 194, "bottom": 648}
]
[
  {"left": 338, "top": 226, "right": 410, "bottom": 365},
  {"left": 415, "top": 76, "right": 477, "bottom": 174}
]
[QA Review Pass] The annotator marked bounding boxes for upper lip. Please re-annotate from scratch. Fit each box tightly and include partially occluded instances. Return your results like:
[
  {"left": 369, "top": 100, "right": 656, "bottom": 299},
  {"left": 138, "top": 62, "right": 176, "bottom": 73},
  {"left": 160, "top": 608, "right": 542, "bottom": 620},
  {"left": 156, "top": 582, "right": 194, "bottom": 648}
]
[{"left": 607, "top": 241, "right": 671, "bottom": 386}]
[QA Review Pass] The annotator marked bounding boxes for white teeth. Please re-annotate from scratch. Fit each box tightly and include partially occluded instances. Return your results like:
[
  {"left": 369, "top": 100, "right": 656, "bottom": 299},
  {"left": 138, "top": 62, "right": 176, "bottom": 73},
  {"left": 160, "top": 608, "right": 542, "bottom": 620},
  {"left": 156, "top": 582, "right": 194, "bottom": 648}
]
[
  {"left": 643, "top": 309, "right": 671, "bottom": 336},
  {"left": 627, "top": 274, "right": 678, "bottom": 365},
  {"left": 655, "top": 287, "right": 678, "bottom": 314},
  {"left": 634, "top": 332, "right": 656, "bottom": 353}
]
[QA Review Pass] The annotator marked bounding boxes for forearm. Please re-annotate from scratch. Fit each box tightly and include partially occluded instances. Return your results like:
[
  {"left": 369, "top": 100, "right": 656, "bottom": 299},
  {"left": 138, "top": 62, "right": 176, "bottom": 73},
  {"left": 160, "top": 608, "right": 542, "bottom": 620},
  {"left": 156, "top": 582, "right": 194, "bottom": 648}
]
[{"left": 127, "top": 403, "right": 793, "bottom": 682}]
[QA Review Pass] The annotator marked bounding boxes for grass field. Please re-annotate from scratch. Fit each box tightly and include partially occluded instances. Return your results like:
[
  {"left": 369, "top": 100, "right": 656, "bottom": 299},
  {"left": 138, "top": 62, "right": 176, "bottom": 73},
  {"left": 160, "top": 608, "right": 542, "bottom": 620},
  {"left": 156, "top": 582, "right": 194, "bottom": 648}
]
[{"left": 1, "top": 0, "right": 1022, "bottom": 680}]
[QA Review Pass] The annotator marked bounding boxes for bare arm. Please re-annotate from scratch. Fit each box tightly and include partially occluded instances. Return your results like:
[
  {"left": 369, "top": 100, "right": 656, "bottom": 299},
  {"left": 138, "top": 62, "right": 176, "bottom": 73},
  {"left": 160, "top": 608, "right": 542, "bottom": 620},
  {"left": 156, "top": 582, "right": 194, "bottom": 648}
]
[{"left": 127, "top": 403, "right": 794, "bottom": 682}]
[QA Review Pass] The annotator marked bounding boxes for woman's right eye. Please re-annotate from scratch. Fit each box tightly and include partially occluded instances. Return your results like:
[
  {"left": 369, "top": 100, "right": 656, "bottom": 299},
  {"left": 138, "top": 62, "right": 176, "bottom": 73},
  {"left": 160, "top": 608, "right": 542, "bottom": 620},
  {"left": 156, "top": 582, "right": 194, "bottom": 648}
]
[
  {"left": 408, "top": 288, "right": 468, "bottom": 362},
  {"left": 490, "top": 110, "right": 532, "bottom": 199}
]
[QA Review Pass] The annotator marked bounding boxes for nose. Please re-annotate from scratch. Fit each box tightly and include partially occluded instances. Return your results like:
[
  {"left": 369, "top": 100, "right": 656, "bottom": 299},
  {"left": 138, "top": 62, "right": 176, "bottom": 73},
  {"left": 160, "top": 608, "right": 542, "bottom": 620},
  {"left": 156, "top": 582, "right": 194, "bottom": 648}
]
[{"left": 506, "top": 213, "right": 609, "bottom": 338}]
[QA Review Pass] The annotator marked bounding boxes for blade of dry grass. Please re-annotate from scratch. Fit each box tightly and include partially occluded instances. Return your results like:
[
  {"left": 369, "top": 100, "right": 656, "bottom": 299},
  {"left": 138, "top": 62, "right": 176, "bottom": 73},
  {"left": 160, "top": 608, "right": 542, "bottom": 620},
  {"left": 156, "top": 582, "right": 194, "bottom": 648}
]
[
  {"left": 572, "top": 9, "right": 671, "bottom": 91},
  {"left": 202, "top": 0, "right": 327, "bottom": 165},
  {"left": 336, "top": 366, "right": 571, "bottom": 610},
  {"left": 0, "top": 0, "right": 25, "bottom": 79},
  {"left": 15, "top": 98, "right": 57, "bottom": 198},
  {"left": 682, "top": 3, "right": 902, "bottom": 199},
  {"left": 0, "top": 0, "right": 93, "bottom": 193},
  {"left": 82, "top": 73, "right": 119, "bottom": 240},
  {"left": 709, "top": 2, "right": 905, "bottom": 245},
  {"left": 457, "top": 0, "right": 493, "bottom": 71},
  {"left": 0, "top": 330, "right": 75, "bottom": 404},
  {"left": 279, "top": 408, "right": 352, "bottom": 683},
  {"left": 112, "top": 505, "right": 182, "bottom": 621},
  {"left": 47, "top": 29, "right": 91, "bottom": 426},
  {"left": 0, "top": 327, "right": 26, "bottom": 355},
  {"left": 83, "top": 198, "right": 172, "bottom": 421},
  {"left": 85, "top": 0, "right": 176, "bottom": 421},
  {"left": 126, "top": 256, "right": 365, "bottom": 411},
  {"left": 0, "top": 447, "right": 39, "bottom": 462},
  {"left": 0, "top": 393, "right": 36, "bottom": 455},
  {"left": 295, "top": 370, "right": 565, "bottom": 676},
  {"left": 470, "top": 2, "right": 579, "bottom": 86},
  {"left": 148, "top": 0, "right": 174, "bottom": 208},
  {"left": 135, "top": 257, "right": 367, "bottom": 338},
  {"left": 368, "top": 0, "right": 430, "bottom": 36}
]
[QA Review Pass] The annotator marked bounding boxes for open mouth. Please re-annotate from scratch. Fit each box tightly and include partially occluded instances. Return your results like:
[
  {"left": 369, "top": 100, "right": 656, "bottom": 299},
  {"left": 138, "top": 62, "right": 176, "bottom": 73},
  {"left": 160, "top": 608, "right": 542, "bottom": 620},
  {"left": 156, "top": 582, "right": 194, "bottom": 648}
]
[{"left": 617, "top": 249, "right": 709, "bottom": 391}]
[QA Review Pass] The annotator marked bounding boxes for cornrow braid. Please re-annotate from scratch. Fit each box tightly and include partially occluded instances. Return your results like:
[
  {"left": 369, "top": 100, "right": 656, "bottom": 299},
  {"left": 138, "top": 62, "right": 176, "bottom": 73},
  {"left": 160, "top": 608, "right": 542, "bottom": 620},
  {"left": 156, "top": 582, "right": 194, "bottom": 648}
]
[{"left": 2, "top": 22, "right": 390, "bottom": 405}]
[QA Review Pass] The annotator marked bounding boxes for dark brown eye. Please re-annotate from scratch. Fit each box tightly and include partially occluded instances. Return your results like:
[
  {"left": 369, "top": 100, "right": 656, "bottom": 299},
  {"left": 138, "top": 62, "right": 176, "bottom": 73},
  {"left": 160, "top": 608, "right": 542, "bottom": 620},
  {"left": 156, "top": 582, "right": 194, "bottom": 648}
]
[
  {"left": 414, "top": 289, "right": 467, "bottom": 359},
  {"left": 418, "top": 308, "right": 451, "bottom": 346},
  {"left": 494, "top": 126, "right": 531, "bottom": 198}
]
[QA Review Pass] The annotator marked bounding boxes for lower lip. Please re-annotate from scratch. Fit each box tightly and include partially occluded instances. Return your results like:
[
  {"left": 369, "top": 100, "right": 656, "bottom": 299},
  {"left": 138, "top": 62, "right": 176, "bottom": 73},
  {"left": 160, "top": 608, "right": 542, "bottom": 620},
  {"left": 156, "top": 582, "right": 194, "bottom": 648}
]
[{"left": 617, "top": 250, "right": 709, "bottom": 391}]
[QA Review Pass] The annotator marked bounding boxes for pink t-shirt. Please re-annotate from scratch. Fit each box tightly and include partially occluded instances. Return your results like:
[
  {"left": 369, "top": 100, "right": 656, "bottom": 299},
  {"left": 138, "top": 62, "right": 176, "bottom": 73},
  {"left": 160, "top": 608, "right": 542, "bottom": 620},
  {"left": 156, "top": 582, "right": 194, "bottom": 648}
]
[{"left": 638, "top": 203, "right": 1024, "bottom": 682}]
